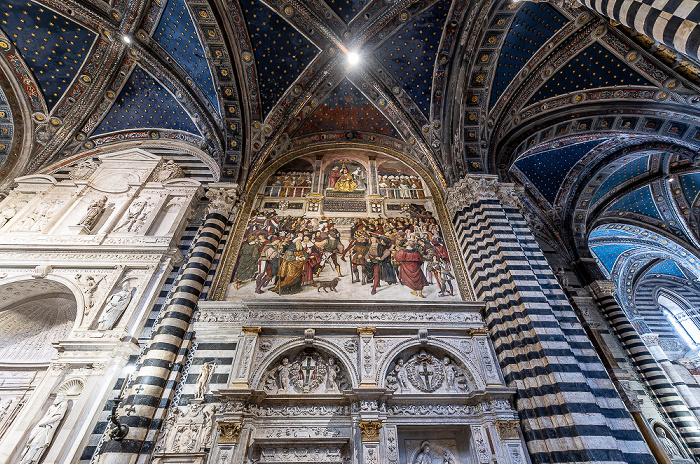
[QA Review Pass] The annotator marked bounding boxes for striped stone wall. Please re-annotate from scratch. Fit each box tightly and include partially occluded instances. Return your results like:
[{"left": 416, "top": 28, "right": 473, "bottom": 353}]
[
  {"left": 96, "top": 188, "right": 238, "bottom": 464},
  {"left": 447, "top": 175, "right": 655, "bottom": 464}
]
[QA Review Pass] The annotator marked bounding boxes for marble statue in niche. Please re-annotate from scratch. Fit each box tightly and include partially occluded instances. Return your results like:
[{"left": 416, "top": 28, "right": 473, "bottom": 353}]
[
  {"left": 386, "top": 350, "right": 473, "bottom": 394},
  {"left": 194, "top": 362, "right": 216, "bottom": 399},
  {"left": 262, "top": 350, "right": 350, "bottom": 394},
  {"left": 655, "top": 426, "right": 684, "bottom": 460},
  {"left": 19, "top": 393, "right": 68, "bottom": 464},
  {"left": 407, "top": 441, "right": 459, "bottom": 464},
  {"left": 96, "top": 281, "right": 133, "bottom": 330},
  {"left": 78, "top": 196, "right": 108, "bottom": 229},
  {"left": 75, "top": 274, "right": 104, "bottom": 316}
]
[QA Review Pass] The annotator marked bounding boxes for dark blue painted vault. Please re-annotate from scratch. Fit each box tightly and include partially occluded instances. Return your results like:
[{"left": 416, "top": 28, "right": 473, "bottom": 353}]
[
  {"left": 679, "top": 172, "right": 700, "bottom": 205},
  {"left": 295, "top": 79, "right": 400, "bottom": 138},
  {"left": 327, "top": 0, "right": 367, "bottom": 24},
  {"left": 609, "top": 185, "right": 662, "bottom": 220},
  {"left": 591, "top": 154, "right": 651, "bottom": 205},
  {"left": 527, "top": 42, "right": 655, "bottom": 106},
  {"left": 93, "top": 66, "right": 199, "bottom": 136},
  {"left": 514, "top": 140, "right": 603, "bottom": 204},
  {"left": 647, "top": 259, "right": 687, "bottom": 279},
  {"left": 590, "top": 242, "right": 638, "bottom": 274},
  {"left": 153, "top": 0, "right": 219, "bottom": 112},
  {"left": 374, "top": 0, "right": 451, "bottom": 116},
  {"left": 490, "top": 2, "right": 567, "bottom": 108},
  {"left": 0, "top": 0, "right": 95, "bottom": 112},
  {"left": 239, "top": 0, "right": 319, "bottom": 117}
]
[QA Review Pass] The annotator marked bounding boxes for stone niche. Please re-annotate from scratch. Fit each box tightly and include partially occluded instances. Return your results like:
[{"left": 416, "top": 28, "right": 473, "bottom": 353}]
[{"left": 186, "top": 299, "right": 528, "bottom": 464}]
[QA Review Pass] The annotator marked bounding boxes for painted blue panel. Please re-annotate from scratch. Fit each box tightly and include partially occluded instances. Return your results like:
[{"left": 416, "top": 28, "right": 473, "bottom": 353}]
[
  {"left": 527, "top": 42, "right": 654, "bottom": 106},
  {"left": 647, "top": 260, "right": 686, "bottom": 278},
  {"left": 0, "top": 0, "right": 96, "bottom": 111},
  {"left": 327, "top": 0, "right": 366, "bottom": 24},
  {"left": 609, "top": 185, "right": 662, "bottom": 220},
  {"left": 93, "top": 66, "right": 199, "bottom": 135},
  {"left": 153, "top": 0, "right": 218, "bottom": 112},
  {"left": 295, "top": 79, "right": 400, "bottom": 137},
  {"left": 592, "top": 154, "right": 650, "bottom": 205},
  {"left": 0, "top": 86, "right": 13, "bottom": 167},
  {"left": 591, "top": 243, "right": 637, "bottom": 274},
  {"left": 515, "top": 140, "right": 602, "bottom": 204},
  {"left": 240, "top": 0, "right": 319, "bottom": 116},
  {"left": 490, "top": 2, "right": 567, "bottom": 108},
  {"left": 679, "top": 172, "right": 700, "bottom": 205},
  {"left": 374, "top": 0, "right": 451, "bottom": 116}
]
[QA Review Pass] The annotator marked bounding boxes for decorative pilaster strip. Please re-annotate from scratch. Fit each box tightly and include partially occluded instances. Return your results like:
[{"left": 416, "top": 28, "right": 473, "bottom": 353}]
[
  {"left": 230, "top": 326, "right": 261, "bottom": 389},
  {"left": 587, "top": 280, "right": 700, "bottom": 456},
  {"left": 357, "top": 327, "right": 377, "bottom": 387},
  {"left": 450, "top": 175, "right": 654, "bottom": 464},
  {"left": 98, "top": 188, "right": 238, "bottom": 463}
]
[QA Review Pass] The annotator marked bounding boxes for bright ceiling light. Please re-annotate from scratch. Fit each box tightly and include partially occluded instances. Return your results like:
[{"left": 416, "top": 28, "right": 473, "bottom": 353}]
[
  {"left": 346, "top": 52, "right": 360, "bottom": 66},
  {"left": 122, "top": 35, "right": 132, "bottom": 44}
]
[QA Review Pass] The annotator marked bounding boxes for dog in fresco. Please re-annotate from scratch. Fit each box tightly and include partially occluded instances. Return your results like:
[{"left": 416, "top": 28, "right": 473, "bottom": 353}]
[{"left": 316, "top": 277, "right": 340, "bottom": 292}]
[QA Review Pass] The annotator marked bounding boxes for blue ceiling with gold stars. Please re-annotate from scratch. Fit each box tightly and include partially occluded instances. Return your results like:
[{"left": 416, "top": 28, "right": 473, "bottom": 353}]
[
  {"left": 374, "top": 0, "right": 451, "bottom": 116},
  {"left": 93, "top": 66, "right": 199, "bottom": 135},
  {"left": 240, "top": 0, "right": 319, "bottom": 117},
  {"left": 591, "top": 154, "right": 651, "bottom": 205},
  {"left": 327, "top": 0, "right": 367, "bottom": 24},
  {"left": 153, "top": 0, "right": 219, "bottom": 112},
  {"left": 514, "top": 140, "right": 603, "bottom": 203},
  {"left": 590, "top": 243, "right": 638, "bottom": 274},
  {"left": 295, "top": 79, "right": 400, "bottom": 138},
  {"left": 679, "top": 172, "right": 700, "bottom": 205},
  {"left": 0, "top": 0, "right": 95, "bottom": 112},
  {"left": 0, "top": 86, "right": 13, "bottom": 165},
  {"left": 646, "top": 259, "right": 687, "bottom": 279},
  {"left": 491, "top": 2, "right": 566, "bottom": 108},
  {"left": 609, "top": 185, "right": 662, "bottom": 220},
  {"left": 527, "top": 43, "right": 653, "bottom": 106}
]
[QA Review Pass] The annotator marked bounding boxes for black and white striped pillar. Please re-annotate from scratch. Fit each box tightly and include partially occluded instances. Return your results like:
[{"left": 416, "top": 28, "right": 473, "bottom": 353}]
[
  {"left": 448, "top": 175, "right": 655, "bottom": 464},
  {"left": 98, "top": 188, "right": 237, "bottom": 464},
  {"left": 587, "top": 280, "right": 700, "bottom": 456},
  {"left": 577, "top": 0, "right": 700, "bottom": 59}
]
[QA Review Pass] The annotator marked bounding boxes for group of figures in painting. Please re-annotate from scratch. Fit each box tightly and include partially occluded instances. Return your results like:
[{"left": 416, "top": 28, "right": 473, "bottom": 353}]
[{"left": 231, "top": 209, "right": 456, "bottom": 299}]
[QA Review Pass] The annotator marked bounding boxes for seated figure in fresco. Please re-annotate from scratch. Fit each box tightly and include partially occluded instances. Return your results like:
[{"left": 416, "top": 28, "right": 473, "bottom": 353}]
[
  {"left": 334, "top": 165, "right": 358, "bottom": 192},
  {"left": 274, "top": 235, "right": 308, "bottom": 294}
]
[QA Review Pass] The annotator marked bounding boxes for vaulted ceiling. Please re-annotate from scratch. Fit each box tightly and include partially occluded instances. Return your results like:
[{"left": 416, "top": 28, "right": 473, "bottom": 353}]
[{"left": 0, "top": 0, "right": 699, "bottom": 262}]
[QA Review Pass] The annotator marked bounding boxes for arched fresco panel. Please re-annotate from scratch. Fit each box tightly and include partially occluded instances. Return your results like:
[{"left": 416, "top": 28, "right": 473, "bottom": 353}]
[{"left": 224, "top": 148, "right": 462, "bottom": 301}]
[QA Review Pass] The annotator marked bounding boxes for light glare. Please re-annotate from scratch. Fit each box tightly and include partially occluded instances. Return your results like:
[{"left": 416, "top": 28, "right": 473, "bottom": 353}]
[{"left": 347, "top": 52, "right": 360, "bottom": 66}]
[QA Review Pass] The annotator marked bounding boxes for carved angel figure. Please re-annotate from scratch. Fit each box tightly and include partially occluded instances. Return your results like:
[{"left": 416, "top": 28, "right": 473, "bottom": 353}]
[
  {"left": 19, "top": 393, "right": 68, "bottom": 464},
  {"left": 113, "top": 200, "right": 147, "bottom": 233},
  {"left": 96, "top": 281, "right": 132, "bottom": 330}
]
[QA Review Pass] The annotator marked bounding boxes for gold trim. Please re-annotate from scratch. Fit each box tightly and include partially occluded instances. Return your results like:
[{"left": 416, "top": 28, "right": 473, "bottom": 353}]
[
  {"left": 357, "top": 327, "right": 377, "bottom": 335},
  {"left": 242, "top": 326, "right": 262, "bottom": 335},
  {"left": 210, "top": 142, "right": 475, "bottom": 300},
  {"left": 358, "top": 420, "right": 383, "bottom": 441}
]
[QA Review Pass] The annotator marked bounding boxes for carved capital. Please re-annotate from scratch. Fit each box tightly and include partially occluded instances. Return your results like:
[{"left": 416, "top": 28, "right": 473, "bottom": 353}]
[
  {"left": 495, "top": 420, "right": 521, "bottom": 440},
  {"left": 217, "top": 422, "right": 243, "bottom": 444},
  {"left": 641, "top": 333, "right": 660, "bottom": 346},
  {"left": 205, "top": 187, "right": 239, "bottom": 216},
  {"left": 358, "top": 420, "right": 382, "bottom": 441},
  {"left": 445, "top": 175, "right": 499, "bottom": 215},
  {"left": 494, "top": 183, "right": 525, "bottom": 211},
  {"left": 586, "top": 280, "right": 617, "bottom": 299},
  {"left": 468, "top": 327, "right": 489, "bottom": 336},
  {"left": 357, "top": 327, "right": 376, "bottom": 336}
]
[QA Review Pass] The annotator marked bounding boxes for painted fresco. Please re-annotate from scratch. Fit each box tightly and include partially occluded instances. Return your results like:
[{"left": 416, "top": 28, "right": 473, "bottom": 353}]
[{"left": 226, "top": 152, "right": 460, "bottom": 301}]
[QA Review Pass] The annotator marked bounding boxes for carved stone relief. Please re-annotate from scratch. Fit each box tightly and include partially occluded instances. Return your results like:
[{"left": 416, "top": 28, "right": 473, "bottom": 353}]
[
  {"left": 96, "top": 279, "right": 135, "bottom": 331},
  {"left": 158, "top": 404, "right": 218, "bottom": 454},
  {"left": 262, "top": 349, "right": 350, "bottom": 394},
  {"left": 385, "top": 350, "right": 474, "bottom": 394},
  {"left": 405, "top": 440, "right": 460, "bottom": 464}
]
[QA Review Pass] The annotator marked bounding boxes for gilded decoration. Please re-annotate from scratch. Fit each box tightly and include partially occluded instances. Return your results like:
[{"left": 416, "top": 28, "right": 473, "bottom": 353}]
[
  {"left": 358, "top": 420, "right": 382, "bottom": 441},
  {"left": 217, "top": 422, "right": 243, "bottom": 444}
]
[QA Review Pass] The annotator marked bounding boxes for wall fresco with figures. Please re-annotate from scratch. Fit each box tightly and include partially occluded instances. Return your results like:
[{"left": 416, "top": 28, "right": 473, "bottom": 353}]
[{"left": 225, "top": 151, "right": 461, "bottom": 301}]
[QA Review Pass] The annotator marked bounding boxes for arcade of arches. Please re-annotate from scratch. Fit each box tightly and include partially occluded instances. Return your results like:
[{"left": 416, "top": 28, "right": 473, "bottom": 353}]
[{"left": 1, "top": 0, "right": 700, "bottom": 463}]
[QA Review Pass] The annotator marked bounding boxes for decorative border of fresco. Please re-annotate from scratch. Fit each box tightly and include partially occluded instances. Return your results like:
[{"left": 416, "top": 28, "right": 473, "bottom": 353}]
[{"left": 210, "top": 140, "right": 475, "bottom": 301}]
